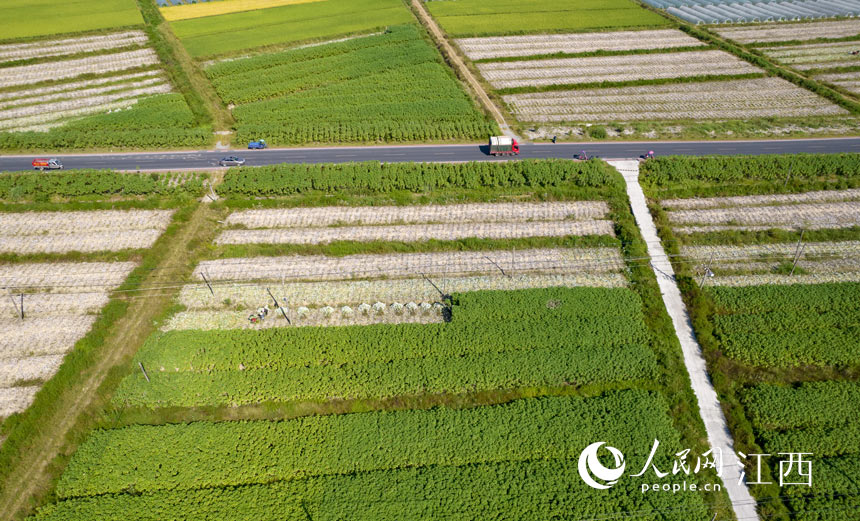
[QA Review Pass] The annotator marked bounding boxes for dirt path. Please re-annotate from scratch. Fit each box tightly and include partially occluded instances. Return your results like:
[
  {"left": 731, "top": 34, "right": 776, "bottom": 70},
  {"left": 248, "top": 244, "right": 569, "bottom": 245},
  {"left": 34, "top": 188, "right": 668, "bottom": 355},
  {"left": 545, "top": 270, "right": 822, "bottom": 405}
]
[
  {"left": 410, "top": 0, "right": 517, "bottom": 139},
  {"left": 0, "top": 201, "right": 216, "bottom": 521}
]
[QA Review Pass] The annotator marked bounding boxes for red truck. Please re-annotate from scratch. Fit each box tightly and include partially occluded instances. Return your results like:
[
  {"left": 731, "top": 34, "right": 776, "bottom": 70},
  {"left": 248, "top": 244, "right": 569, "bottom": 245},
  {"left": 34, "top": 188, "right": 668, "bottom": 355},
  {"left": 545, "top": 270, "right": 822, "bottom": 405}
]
[
  {"left": 32, "top": 158, "right": 63, "bottom": 170},
  {"left": 488, "top": 136, "right": 519, "bottom": 156}
]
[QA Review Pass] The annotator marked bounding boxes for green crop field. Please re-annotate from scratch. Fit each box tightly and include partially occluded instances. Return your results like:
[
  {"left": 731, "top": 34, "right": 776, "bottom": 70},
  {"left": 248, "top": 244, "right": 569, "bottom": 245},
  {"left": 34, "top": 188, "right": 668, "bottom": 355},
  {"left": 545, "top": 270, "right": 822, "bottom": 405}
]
[
  {"left": 0, "top": 169, "right": 206, "bottom": 201},
  {"left": 34, "top": 391, "right": 712, "bottom": 520},
  {"left": 171, "top": 0, "right": 412, "bottom": 57},
  {"left": 645, "top": 154, "right": 860, "bottom": 521},
  {"left": 206, "top": 26, "right": 496, "bottom": 145},
  {"left": 741, "top": 382, "right": 860, "bottom": 520},
  {"left": 3, "top": 0, "right": 143, "bottom": 41},
  {"left": 114, "top": 288, "right": 659, "bottom": 407},
  {"left": 0, "top": 94, "right": 211, "bottom": 151},
  {"left": 425, "top": 0, "right": 668, "bottom": 37}
]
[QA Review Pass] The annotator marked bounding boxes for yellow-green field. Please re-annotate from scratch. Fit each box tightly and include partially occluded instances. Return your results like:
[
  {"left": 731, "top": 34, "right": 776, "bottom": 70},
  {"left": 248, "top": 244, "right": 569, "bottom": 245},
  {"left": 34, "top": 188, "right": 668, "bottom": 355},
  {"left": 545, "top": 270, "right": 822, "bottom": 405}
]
[
  {"left": 3, "top": 0, "right": 143, "bottom": 41},
  {"left": 161, "top": 0, "right": 323, "bottom": 22},
  {"left": 425, "top": 0, "right": 669, "bottom": 37},
  {"left": 170, "top": 0, "right": 412, "bottom": 57}
]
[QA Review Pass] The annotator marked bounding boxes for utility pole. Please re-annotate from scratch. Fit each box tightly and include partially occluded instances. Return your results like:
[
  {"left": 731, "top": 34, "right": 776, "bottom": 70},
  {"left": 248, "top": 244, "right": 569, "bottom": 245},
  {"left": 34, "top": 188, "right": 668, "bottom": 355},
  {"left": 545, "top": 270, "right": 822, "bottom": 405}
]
[
  {"left": 790, "top": 228, "right": 805, "bottom": 276},
  {"left": 201, "top": 271, "right": 214, "bottom": 296},
  {"left": 699, "top": 253, "right": 715, "bottom": 288}
]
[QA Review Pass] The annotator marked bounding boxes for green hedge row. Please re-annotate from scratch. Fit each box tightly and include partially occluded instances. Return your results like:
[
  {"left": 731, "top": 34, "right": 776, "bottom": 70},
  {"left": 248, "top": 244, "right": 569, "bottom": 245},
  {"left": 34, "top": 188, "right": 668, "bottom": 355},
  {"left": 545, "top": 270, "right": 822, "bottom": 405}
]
[
  {"left": 742, "top": 381, "right": 860, "bottom": 431},
  {"left": 114, "top": 288, "right": 657, "bottom": 407},
  {"left": 640, "top": 153, "right": 860, "bottom": 187},
  {"left": 217, "top": 159, "right": 618, "bottom": 196},
  {"left": 0, "top": 170, "right": 207, "bottom": 200}
]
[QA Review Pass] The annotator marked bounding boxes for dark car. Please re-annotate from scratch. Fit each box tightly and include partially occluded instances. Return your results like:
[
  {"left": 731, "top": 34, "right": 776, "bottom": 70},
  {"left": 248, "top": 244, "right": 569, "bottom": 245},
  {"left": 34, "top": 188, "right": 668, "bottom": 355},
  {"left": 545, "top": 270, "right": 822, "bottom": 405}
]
[{"left": 219, "top": 156, "right": 246, "bottom": 167}]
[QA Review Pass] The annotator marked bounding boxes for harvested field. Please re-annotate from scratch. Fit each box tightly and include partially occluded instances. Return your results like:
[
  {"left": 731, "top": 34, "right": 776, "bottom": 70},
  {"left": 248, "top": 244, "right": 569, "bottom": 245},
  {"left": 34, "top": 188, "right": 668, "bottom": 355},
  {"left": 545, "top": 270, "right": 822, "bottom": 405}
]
[
  {"left": 0, "top": 49, "right": 160, "bottom": 90},
  {"left": 0, "top": 316, "right": 98, "bottom": 359},
  {"left": 763, "top": 41, "right": 860, "bottom": 70},
  {"left": 217, "top": 220, "right": 614, "bottom": 245},
  {"left": 194, "top": 247, "right": 626, "bottom": 282},
  {"left": 816, "top": 71, "right": 860, "bottom": 95},
  {"left": 219, "top": 201, "right": 613, "bottom": 245},
  {"left": 0, "top": 71, "right": 162, "bottom": 103},
  {"left": 682, "top": 241, "right": 860, "bottom": 261},
  {"left": 477, "top": 50, "right": 758, "bottom": 89},
  {"left": 713, "top": 19, "right": 860, "bottom": 44},
  {"left": 667, "top": 201, "right": 860, "bottom": 230},
  {"left": 0, "top": 355, "right": 63, "bottom": 387},
  {"left": 164, "top": 304, "right": 445, "bottom": 331},
  {"left": 0, "top": 209, "right": 174, "bottom": 254},
  {"left": 0, "top": 293, "right": 108, "bottom": 319},
  {"left": 178, "top": 272, "right": 627, "bottom": 311},
  {"left": 0, "top": 385, "right": 39, "bottom": 419},
  {"left": 682, "top": 241, "right": 860, "bottom": 285},
  {"left": 504, "top": 77, "right": 846, "bottom": 122},
  {"left": 663, "top": 188, "right": 860, "bottom": 210},
  {"left": 455, "top": 29, "right": 704, "bottom": 60},
  {"left": 225, "top": 201, "right": 609, "bottom": 228},
  {"left": 0, "top": 257, "right": 135, "bottom": 417},
  {"left": 0, "top": 262, "right": 136, "bottom": 292},
  {"left": 0, "top": 31, "right": 148, "bottom": 64},
  {"left": 709, "top": 272, "right": 860, "bottom": 286}
]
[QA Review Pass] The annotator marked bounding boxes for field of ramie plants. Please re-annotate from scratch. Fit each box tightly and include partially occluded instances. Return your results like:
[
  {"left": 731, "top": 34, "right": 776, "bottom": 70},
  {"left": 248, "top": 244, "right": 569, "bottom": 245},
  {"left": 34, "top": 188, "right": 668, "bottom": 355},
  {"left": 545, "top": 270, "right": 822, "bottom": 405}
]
[
  {"left": 643, "top": 153, "right": 860, "bottom": 520},
  {"left": 206, "top": 25, "right": 496, "bottom": 145},
  {"left": 0, "top": 14, "right": 211, "bottom": 151},
  {"left": 14, "top": 159, "right": 735, "bottom": 520},
  {"left": 0, "top": 169, "right": 204, "bottom": 421}
]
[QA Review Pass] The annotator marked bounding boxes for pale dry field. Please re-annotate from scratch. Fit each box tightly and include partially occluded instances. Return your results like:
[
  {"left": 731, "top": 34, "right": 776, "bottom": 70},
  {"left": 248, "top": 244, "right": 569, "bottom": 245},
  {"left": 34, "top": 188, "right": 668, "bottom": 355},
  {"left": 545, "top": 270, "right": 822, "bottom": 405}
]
[
  {"left": 455, "top": 29, "right": 704, "bottom": 60},
  {"left": 504, "top": 77, "right": 845, "bottom": 122},
  {"left": 713, "top": 19, "right": 860, "bottom": 43}
]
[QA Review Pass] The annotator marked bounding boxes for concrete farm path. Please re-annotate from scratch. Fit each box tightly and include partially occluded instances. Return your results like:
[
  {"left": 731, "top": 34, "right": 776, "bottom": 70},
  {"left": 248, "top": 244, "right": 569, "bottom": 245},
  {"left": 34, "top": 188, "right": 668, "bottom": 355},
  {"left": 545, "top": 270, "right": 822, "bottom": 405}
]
[
  {"left": 410, "top": 0, "right": 518, "bottom": 139},
  {"left": 608, "top": 160, "right": 760, "bottom": 521},
  {"left": 0, "top": 200, "right": 218, "bottom": 521}
]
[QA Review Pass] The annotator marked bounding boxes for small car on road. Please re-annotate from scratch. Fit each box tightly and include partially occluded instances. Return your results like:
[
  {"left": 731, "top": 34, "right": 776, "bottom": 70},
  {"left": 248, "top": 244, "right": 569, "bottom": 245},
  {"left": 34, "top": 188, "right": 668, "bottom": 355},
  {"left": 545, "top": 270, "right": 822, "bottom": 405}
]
[
  {"left": 219, "top": 156, "right": 246, "bottom": 167},
  {"left": 32, "top": 158, "right": 63, "bottom": 170}
]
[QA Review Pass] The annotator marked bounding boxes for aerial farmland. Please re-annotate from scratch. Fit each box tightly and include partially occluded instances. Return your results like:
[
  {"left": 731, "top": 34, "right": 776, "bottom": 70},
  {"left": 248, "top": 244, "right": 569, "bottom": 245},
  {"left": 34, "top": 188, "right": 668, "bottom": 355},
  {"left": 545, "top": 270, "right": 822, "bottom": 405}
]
[{"left": 1, "top": 0, "right": 860, "bottom": 520}]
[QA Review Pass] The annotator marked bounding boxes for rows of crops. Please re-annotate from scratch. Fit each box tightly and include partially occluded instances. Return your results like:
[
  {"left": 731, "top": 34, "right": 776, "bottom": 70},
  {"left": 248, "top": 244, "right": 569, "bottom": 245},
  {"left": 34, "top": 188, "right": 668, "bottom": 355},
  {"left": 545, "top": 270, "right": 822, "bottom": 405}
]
[
  {"left": 172, "top": 0, "right": 411, "bottom": 57},
  {"left": 707, "top": 283, "right": 860, "bottom": 367},
  {"left": 115, "top": 288, "right": 657, "bottom": 406},
  {"left": 713, "top": 19, "right": 860, "bottom": 43},
  {"left": 0, "top": 29, "right": 210, "bottom": 150},
  {"left": 0, "top": 262, "right": 135, "bottom": 418},
  {"left": 206, "top": 26, "right": 495, "bottom": 144},
  {"left": 0, "top": 170, "right": 206, "bottom": 201},
  {"left": 34, "top": 390, "right": 712, "bottom": 520},
  {"left": 3, "top": 0, "right": 143, "bottom": 41},
  {"left": 217, "top": 159, "right": 618, "bottom": 195},
  {"left": 646, "top": 154, "right": 860, "bottom": 520},
  {"left": 646, "top": 0, "right": 860, "bottom": 24},
  {"left": 741, "top": 381, "right": 860, "bottom": 519}
]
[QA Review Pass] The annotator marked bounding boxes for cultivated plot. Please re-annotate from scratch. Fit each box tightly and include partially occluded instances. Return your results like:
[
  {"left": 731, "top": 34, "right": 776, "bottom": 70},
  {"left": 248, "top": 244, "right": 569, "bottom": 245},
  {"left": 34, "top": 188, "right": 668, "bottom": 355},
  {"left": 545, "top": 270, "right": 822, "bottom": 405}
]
[
  {"left": 504, "top": 77, "right": 845, "bottom": 122},
  {"left": 644, "top": 154, "right": 860, "bottom": 519},
  {"left": 762, "top": 41, "right": 860, "bottom": 71},
  {"left": 170, "top": 0, "right": 412, "bottom": 57},
  {"left": 217, "top": 201, "right": 614, "bottom": 245},
  {"left": 712, "top": 19, "right": 860, "bottom": 43},
  {"left": 2, "top": 0, "right": 143, "bottom": 41},
  {"left": 425, "top": 0, "right": 669, "bottom": 36},
  {"left": 456, "top": 29, "right": 705, "bottom": 60},
  {"left": 477, "top": 49, "right": 759, "bottom": 89},
  {"left": 0, "top": 262, "right": 135, "bottom": 418},
  {"left": 0, "top": 31, "right": 209, "bottom": 149},
  {"left": 206, "top": 26, "right": 495, "bottom": 145},
  {"left": 0, "top": 209, "right": 174, "bottom": 254}
]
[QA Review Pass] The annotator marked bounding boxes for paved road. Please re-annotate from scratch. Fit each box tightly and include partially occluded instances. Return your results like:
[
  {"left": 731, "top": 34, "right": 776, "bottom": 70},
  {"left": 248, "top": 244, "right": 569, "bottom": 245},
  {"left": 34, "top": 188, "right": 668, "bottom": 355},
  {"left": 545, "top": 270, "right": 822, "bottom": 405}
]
[{"left": 3, "top": 137, "right": 860, "bottom": 172}]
